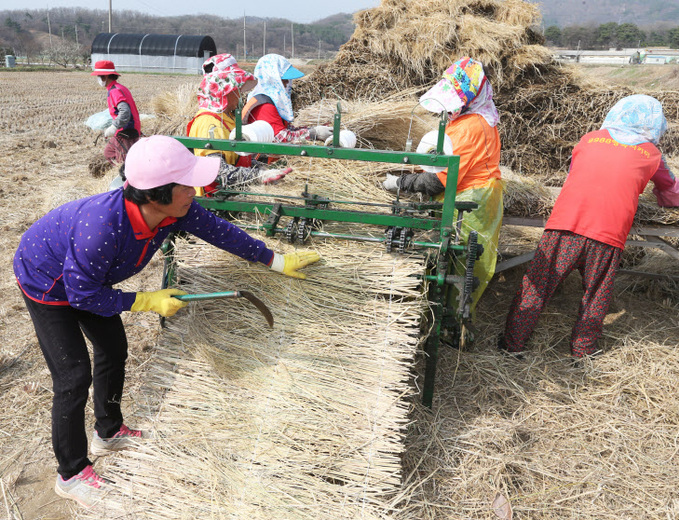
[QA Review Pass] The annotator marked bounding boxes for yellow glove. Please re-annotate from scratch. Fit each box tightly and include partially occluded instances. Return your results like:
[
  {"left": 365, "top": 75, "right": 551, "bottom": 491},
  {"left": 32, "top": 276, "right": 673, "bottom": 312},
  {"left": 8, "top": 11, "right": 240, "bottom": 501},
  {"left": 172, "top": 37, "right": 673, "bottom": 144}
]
[
  {"left": 269, "top": 251, "right": 321, "bottom": 280},
  {"left": 130, "top": 289, "right": 188, "bottom": 317}
]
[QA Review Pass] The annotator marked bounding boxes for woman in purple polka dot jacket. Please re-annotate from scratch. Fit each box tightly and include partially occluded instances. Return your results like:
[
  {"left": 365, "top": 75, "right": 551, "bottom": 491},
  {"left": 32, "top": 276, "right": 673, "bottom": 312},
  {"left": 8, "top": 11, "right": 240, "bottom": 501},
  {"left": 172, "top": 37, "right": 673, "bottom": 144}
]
[{"left": 13, "top": 135, "right": 320, "bottom": 502}]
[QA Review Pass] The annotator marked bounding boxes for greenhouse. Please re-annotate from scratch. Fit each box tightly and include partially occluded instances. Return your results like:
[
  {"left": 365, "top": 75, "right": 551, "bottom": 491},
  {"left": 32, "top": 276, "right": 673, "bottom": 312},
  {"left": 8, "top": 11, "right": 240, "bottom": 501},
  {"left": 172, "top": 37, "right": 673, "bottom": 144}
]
[{"left": 91, "top": 33, "right": 217, "bottom": 74}]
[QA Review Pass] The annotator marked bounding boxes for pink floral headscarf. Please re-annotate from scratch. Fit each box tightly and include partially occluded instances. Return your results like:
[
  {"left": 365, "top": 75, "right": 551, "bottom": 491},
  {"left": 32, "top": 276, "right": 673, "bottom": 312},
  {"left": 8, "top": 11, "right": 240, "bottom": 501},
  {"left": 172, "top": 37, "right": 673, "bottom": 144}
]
[
  {"left": 201, "top": 53, "right": 238, "bottom": 74},
  {"left": 197, "top": 55, "right": 256, "bottom": 113}
]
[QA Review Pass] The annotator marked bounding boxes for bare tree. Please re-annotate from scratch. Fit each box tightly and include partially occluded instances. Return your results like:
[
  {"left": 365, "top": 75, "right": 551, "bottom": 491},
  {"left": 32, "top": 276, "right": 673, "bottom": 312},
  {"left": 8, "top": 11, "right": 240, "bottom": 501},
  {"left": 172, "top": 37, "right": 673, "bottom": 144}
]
[{"left": 46, "top": 40, "right": 87, "bottom": 68}]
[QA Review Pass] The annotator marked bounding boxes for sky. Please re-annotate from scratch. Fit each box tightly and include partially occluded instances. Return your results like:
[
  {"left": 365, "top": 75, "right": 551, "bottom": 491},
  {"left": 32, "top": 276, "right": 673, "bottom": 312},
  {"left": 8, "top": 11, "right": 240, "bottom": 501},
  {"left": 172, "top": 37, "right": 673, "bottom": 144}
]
[{"left": 0, "top": 0, "right": 381, "bottom": 23}]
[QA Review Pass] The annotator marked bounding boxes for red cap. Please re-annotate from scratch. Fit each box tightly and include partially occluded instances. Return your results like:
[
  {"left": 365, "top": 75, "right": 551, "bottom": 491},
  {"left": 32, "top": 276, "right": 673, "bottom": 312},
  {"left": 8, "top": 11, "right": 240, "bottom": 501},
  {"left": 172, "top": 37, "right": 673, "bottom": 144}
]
[{"left": 91, "top": 60, "right": 118, "bottom": 76}]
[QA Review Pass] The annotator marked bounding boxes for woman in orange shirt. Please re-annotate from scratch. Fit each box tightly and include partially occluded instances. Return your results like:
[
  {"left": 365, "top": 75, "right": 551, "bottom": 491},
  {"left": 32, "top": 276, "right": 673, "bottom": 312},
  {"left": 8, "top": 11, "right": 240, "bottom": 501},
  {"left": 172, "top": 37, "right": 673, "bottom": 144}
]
[{"left": 383, "top": 57, "right": 503, "bottom": 315}]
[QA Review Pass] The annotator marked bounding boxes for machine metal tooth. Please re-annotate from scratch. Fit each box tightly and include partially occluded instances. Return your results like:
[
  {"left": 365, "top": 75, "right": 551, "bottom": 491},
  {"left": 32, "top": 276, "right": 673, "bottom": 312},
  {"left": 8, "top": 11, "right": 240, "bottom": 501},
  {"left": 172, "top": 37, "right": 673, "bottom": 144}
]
[
  {"left": 398, "top": 227, "right": 410, "bottom": 254},
  {"left": 385, "top": 227, "right": 396, "bottom": 253},
  {"left": 285, "top": 219, "right": 298, "bottom": 244},
  {"left": 297, "top": 219, "right": 308, "bottom": 243}
]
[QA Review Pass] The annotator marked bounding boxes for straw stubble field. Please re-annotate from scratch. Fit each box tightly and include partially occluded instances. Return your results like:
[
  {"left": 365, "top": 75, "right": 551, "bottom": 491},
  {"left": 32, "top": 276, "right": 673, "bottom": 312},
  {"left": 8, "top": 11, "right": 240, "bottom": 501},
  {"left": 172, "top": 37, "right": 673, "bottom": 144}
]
[{"left": 1, "top": 68, "right": 679, "bottom": 520}]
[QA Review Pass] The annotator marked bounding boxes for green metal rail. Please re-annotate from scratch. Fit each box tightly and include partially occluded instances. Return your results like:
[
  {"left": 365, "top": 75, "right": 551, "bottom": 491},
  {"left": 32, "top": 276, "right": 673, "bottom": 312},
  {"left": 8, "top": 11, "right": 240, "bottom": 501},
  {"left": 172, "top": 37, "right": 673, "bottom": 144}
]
[{"left": 168, "top": 109, "right": 479, "bottom": 407}]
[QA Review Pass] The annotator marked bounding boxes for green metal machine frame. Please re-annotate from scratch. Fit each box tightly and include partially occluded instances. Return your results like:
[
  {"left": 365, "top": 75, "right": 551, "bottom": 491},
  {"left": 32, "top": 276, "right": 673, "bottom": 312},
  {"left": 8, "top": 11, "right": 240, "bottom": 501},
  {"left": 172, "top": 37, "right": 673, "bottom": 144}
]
[{"left": 167, "top": 108, "right": 481, "bottom": 407}]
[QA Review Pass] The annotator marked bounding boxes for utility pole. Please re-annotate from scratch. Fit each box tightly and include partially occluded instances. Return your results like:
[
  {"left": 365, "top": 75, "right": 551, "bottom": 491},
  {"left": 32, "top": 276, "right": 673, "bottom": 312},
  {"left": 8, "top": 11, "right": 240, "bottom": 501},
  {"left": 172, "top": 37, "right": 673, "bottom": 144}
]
[
  {"left": 108, "top": 0, "right": 112, "bottom": 32},
  {"left": 243, "top": 13, "right": 246, "bottom": 62},
  {"left": 46, "top": 8, "right": 52, "bottom": 48},
  {"left": 283, "top": 33, "right": 286, "bottom": 56},
  {"left": 75, "top": 23, "right": 78, "bottom": 45},
  {"left": 291, "top": 23, "right": 294, "bottom": 59},
  {"left": 263, "top": 21, "right": 266, "bottom": 56},
  {"left": 318, "top": 39, "right": 321, "bottom": 59}
]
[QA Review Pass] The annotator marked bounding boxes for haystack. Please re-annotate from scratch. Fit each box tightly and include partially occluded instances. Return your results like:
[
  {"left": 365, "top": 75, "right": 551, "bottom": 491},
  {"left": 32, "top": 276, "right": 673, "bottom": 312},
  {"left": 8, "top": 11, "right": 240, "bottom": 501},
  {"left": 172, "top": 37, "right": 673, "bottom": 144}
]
[{"left": 294, "top": 0, "right": 679, "bottom": 180}]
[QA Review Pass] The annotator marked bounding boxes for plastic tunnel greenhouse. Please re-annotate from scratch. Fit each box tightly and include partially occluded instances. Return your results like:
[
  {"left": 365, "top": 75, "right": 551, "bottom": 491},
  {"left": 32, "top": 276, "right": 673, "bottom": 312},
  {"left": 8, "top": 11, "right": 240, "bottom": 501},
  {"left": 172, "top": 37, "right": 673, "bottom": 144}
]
[{"left": 91, "top": 33, "right": 217, "bottom": 74}]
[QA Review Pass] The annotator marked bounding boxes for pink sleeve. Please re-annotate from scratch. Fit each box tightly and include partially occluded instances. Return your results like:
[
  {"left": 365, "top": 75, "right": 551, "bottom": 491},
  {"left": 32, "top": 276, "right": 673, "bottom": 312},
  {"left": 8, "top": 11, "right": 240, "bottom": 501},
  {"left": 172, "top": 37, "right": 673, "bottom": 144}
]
[{"left": 651, "top": 157, "right": 679, "bottom": 207}]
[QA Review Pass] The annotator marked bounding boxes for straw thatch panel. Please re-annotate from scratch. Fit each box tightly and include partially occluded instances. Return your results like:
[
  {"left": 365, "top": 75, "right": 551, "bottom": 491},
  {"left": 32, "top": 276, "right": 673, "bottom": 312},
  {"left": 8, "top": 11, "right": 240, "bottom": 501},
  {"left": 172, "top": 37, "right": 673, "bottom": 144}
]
[{"left": 78, "top": 236, "right": 429, "bottom": 519}]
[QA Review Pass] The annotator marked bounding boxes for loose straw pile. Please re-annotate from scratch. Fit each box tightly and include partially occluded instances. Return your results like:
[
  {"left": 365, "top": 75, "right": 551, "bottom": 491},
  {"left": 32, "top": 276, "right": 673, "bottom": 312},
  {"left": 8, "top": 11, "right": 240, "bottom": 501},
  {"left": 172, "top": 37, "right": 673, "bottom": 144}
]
[{"left": 79, "top": 235, "right": 430, "bottom": 519}]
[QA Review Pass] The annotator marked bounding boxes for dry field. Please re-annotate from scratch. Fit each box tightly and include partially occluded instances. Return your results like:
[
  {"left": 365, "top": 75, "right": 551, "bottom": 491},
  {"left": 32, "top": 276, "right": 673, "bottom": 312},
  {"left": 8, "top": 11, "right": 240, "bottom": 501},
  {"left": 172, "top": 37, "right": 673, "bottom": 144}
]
[{"left": 1, "top": 68, "right": 679, "bottom": 520}]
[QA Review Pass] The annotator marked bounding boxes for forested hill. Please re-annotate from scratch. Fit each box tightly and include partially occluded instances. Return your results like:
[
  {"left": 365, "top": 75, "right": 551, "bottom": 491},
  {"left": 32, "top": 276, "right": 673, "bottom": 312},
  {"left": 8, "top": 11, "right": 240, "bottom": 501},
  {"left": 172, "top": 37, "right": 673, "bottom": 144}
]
[
  {"left": 534, "top": 0, "right": 679, "bottom": 27},
  {"left": 0, "top": 8, "right": 356, "bottom": 59}
]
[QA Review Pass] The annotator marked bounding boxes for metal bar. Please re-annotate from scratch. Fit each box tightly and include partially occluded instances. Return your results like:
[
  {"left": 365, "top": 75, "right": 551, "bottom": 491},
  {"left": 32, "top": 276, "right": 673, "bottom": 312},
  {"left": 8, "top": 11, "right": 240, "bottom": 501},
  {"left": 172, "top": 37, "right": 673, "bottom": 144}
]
[
  {"left": 198, "top": 197, "right": 445, "bottom": 231},
  {"left": 495, "top": 252, "right": 536, "bottom": 272},
  {"left": 505, "top": 216, "right": 679, "bottom": 240},
  {"left": 233, "top": 222, "right": 454, "bottom": 250},
  {"left": 214, "top": 190, "right": 443, "bottom": 211},
  {"left": 502, "top": 216, "right": 548, "bottom": 228},
  {"left": 173, "top": 291, "right": 240, "bottom": 301},
  {"left": 174, "top": 136, "right": 460, "bottom": 170},
  {"left": 618, "top": 269, "right": 679, "bottom": 281},
  {"left": 637, "top": 235, "right": 679, "bottom": 261}
]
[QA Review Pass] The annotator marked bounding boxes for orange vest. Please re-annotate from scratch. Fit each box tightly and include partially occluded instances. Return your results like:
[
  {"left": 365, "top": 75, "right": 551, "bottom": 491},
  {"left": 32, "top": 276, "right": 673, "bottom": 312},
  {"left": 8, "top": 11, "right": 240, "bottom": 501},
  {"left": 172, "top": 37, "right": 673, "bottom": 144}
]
[{"left": 436, "top": 113, "right": 501, "bottom": 193}]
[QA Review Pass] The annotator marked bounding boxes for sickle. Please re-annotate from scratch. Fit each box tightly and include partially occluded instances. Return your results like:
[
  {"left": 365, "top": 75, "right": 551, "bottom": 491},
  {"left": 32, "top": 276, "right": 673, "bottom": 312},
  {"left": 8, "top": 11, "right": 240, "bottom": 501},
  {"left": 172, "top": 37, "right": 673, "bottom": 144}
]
[{"left": 173, "top": 290, "right": 274, "bottom": 328}]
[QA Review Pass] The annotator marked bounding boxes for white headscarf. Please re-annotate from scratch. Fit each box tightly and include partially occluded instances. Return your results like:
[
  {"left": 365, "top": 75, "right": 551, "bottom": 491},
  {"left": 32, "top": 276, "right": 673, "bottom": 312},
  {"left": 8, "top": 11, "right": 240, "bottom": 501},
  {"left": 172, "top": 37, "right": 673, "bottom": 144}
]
[
  {"left": 600, "top": 94, "right": 667, "bottom": 145},
  {"left": 248, "top": 54, "right": 296, "bottom": 122}
]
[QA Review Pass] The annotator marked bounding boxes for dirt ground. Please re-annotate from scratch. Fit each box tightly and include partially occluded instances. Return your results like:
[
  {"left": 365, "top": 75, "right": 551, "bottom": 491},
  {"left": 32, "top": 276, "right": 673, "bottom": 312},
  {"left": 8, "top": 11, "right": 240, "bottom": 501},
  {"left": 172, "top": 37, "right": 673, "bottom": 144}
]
[
  {"left": 0, "top": 70, "right": 196, "bottom": 520},
  {"left": 577, "top": 63, "right": 679, "bottom": 91},
  {"left": 1, "top": 66, "right": 679, "bottom": 520}
]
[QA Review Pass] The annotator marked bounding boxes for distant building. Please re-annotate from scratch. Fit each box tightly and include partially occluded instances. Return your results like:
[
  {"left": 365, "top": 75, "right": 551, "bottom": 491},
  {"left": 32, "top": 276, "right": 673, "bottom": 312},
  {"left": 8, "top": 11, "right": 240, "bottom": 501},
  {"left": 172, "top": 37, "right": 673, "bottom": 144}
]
[
  {"left": 553, "top": 47, "right": 679, "bottom": 66},
  {"left": 91, "top": 33, "right": 217, "bottom": 74}
]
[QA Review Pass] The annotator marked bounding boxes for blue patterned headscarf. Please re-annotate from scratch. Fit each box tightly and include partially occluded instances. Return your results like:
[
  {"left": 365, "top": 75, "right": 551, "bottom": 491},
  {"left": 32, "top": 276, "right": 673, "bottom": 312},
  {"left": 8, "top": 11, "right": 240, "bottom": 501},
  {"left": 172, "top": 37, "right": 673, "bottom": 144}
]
[
  {"left": 601, "top": 94, "right": 667, "bottom": 145},
  {"left": 248, "top": 54, "right": 296, "bottom": 122}
]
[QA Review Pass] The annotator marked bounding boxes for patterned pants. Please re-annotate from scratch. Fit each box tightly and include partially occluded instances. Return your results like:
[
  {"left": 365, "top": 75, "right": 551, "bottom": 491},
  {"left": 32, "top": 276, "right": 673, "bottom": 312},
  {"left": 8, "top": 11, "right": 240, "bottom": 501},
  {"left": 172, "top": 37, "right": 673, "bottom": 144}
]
[{"left": 503, "top": 230, "right": 622, "bottom": 357}]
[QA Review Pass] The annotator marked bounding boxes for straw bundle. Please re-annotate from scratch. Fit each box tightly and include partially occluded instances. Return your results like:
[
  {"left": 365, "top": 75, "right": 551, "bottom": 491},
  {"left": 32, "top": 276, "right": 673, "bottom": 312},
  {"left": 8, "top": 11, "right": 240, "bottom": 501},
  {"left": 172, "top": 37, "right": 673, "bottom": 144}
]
[
  {"left": 292, "top": 0, "right": 679, "bottom": 184},
  {"left": 294, "top": 0, "right": 548, "bottom": 107},
  {"left": 79, "top": 236, "right": 430, "bottom": 519},
  {"left": 296, "top": 94, "right": 437, "bottom": 151},
  {"left": 147, "top": 83, "right": 198, "bottom": 136}
]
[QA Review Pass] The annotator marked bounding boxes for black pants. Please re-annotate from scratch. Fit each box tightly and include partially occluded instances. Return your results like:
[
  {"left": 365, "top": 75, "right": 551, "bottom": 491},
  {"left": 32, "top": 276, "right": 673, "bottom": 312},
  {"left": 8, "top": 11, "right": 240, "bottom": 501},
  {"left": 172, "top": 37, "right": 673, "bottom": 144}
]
[{"left": 22, "top": 293, "right": 128, "bottom": 479}]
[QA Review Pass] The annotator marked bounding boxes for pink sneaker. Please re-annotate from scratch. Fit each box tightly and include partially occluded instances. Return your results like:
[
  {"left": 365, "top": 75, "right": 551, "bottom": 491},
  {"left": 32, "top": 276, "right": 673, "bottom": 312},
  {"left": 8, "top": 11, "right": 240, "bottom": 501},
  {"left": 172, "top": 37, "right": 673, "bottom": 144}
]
[
  {"left": 54, "top": 465, "right": 108, "bottom": 508},
  {"left": 91, "top": 424, "right": 143, "bottom": 456}
]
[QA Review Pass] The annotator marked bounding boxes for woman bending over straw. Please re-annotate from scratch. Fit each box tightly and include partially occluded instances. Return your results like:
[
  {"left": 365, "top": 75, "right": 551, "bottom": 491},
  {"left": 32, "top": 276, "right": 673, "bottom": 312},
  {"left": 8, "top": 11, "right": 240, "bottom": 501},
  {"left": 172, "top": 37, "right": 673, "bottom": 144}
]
[
  {"left": 500, "top": 94, "right": 679, "bottom": 359},
  {"left": 14, "top": 135, "right": 320, "bottom": 509}
]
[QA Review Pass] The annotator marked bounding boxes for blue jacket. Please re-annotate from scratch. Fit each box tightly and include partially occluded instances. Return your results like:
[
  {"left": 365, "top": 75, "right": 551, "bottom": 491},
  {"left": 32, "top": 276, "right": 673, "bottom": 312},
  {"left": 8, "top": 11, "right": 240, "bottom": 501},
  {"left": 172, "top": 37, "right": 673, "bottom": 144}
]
[{"left": 14, "top": 189, "right": 274, "bottom": 316}]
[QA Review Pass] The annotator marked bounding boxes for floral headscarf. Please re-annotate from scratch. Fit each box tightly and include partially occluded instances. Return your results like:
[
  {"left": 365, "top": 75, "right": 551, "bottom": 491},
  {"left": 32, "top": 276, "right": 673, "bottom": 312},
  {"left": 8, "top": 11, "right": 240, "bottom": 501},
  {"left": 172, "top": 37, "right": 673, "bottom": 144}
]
[
  {"left": 197, "top": 57, "right": 256, "bottom": 114},
  {"left": 600, "top": 94, "right": 667, "bottom": 145},
  {"left": 248, "top": 54, "right": 296, "bottom": 122},
  {"left": 420, "top": 57, "right": 499, "bottom": 127},
  {"left": 201, "top": 53, "right": 238, "bottom": 75}
]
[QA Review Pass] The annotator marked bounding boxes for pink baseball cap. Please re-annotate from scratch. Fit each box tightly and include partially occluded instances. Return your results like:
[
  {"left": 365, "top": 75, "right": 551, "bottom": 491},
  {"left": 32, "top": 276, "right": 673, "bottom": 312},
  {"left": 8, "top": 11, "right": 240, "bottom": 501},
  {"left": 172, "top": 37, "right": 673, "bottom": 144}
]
[{"left": 124, "top": 135, "right": 220, "bottom": 190}]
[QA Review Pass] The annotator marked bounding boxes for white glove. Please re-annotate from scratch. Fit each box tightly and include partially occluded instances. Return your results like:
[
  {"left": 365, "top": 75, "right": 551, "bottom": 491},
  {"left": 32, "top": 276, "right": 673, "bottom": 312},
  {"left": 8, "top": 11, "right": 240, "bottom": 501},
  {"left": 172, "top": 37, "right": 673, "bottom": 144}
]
[
  {"left": 260, "top": 167, "right": 292, "bottom": 185},
  {"left": 383, "top": 174, "right": 400, "bottom": 192},
  {"left": 308, "top": 125, "right": 333, "bottom": 141},
  {"left": 104, "top": 125, "right": 117, "bottom": 138}
]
